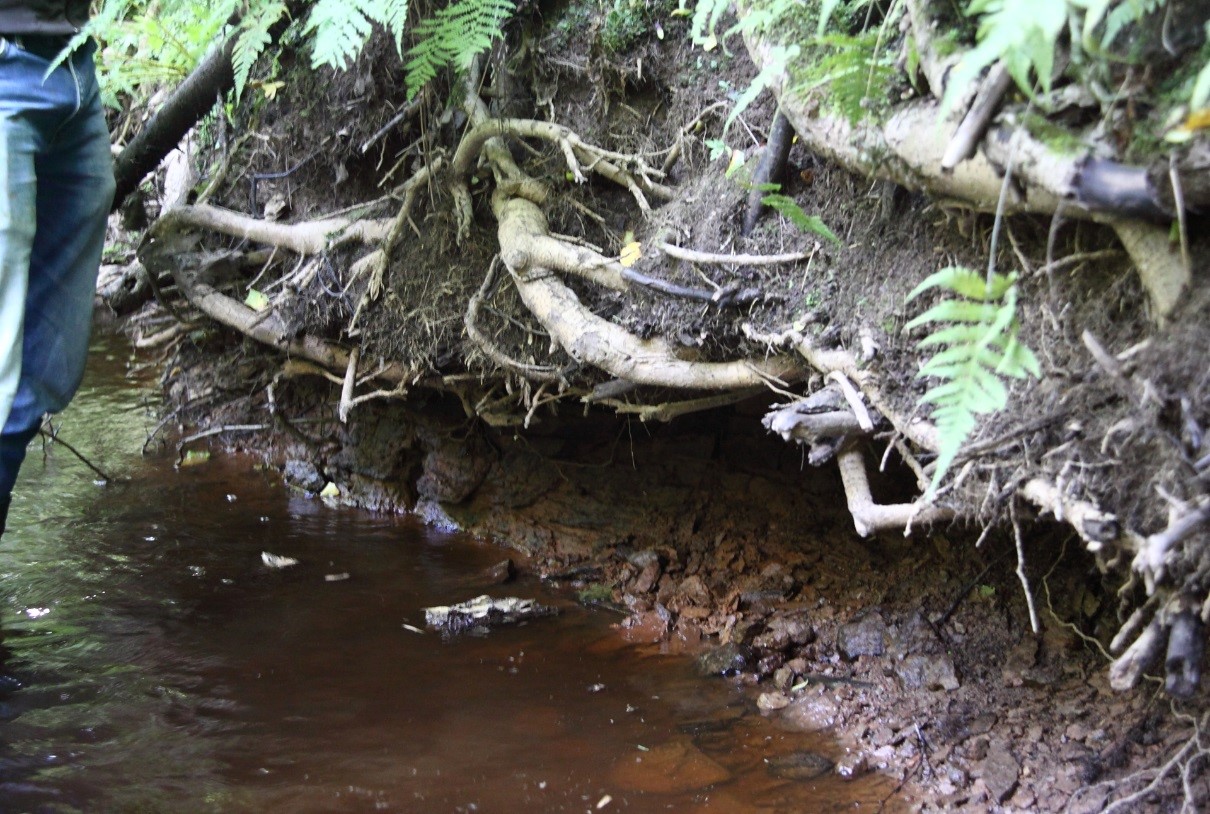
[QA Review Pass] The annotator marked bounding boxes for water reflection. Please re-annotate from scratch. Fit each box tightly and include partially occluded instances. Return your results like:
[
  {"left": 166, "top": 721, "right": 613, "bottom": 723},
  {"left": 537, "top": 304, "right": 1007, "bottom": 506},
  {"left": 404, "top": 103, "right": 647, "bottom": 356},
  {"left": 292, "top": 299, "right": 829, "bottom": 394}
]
[{"left": 0, "top": 334, "right": 902, "bottom": 812}]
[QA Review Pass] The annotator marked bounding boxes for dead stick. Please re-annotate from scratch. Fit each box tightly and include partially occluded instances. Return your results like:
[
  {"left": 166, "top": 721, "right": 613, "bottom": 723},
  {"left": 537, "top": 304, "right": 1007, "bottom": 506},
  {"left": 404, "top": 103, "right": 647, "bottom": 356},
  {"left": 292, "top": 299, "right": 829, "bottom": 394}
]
[
  {"left": 941, "top": 62, "right": 1012, "bottom": 171},
  {"left": 743, "top": 110, "right": 795, "bottom": 236},
  {"left": 38, "top": 429, "right": 115, "bottom": 483},
  {"left": 659, "top": 242, "right": 810, "bottom": 265}
]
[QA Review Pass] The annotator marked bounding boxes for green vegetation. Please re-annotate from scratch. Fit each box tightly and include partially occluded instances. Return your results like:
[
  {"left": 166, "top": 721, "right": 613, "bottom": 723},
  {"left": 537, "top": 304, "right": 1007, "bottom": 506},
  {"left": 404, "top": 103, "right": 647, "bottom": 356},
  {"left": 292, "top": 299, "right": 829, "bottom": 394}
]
[
  {"left": 406, "top": 0, "right": 517, "bottom": 97},
  {"left": 904, "top": 267, "right": 1041, "bottom": 497},
  {"left": 576, "top": 583, "right": 615, "bottom": 604},
  {"left": 601, "top": 0, "right": 650, "bottom": 53},
  {"left": 83, "top": 0, "right": 515, "bottom": 106}
]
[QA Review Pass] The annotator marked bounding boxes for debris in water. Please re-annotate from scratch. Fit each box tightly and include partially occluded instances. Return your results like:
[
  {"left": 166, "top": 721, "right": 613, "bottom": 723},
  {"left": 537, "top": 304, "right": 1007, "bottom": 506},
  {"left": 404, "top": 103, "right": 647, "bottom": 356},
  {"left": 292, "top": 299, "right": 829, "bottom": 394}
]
[
  {"left": 423, "top": 595, "right": 556, "bottom": 634},
  {"left": 261, "top": 552, "right": 299, "bottom": 569},
  {"left": 401, "top": 623, "right": 425, "bottom": 634},
  {"left": 325, "top": 572, "right": 350, "bottom": 582},
  {"left": 180, "top": 450, "right": 210, "bottom": 466},
  {"left": 596, "top": 794, "right": 613, "bottom": 809}
]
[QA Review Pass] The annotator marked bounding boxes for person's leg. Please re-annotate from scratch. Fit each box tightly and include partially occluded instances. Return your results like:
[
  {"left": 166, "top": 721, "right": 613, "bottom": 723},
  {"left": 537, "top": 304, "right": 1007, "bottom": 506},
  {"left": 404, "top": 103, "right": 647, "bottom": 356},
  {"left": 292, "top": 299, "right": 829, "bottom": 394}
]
[
  {"left": 0, "top": 37, "right": 41, "bottom": 515},
  {"left": 0, "top": 38, "right": 114, "bottom": 509}
]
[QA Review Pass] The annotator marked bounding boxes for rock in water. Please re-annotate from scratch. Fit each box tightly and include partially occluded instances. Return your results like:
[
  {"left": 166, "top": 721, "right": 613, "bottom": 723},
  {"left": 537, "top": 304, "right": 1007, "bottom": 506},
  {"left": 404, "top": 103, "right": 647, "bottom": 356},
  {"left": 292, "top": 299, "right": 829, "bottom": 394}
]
[
  {"left": 695, "top": 642, "right": 755, "bottom": 677},
  {"left": 766, "top": 751, "right": 835, "bottom": 781},
  {"left": 609, "top": 738, "right": 732, "bottom": 793},
  {"left": 424, "top": 595, "right": 556, "bottom": 634}
]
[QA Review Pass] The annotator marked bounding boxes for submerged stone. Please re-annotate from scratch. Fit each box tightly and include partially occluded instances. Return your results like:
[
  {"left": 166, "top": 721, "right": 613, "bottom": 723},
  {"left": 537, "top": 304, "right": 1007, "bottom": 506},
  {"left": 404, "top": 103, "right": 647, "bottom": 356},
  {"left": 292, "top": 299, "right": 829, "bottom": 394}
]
[
  {"left": 765, "top": 750, "right": 835, "bottom": 781},
  {"left": 423, "top": 595, "right": 556, "bottom": 634},
  {"left": 609, "top": 738, "right": 731, "bottom": 793}
]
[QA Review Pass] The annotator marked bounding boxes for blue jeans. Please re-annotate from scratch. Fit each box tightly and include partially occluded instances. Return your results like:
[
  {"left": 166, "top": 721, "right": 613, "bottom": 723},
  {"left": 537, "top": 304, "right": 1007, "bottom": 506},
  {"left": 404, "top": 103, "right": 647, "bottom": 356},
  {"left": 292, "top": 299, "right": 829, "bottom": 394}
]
[{"left": 0, "top": 37, "right": 114, "bottom": 503}]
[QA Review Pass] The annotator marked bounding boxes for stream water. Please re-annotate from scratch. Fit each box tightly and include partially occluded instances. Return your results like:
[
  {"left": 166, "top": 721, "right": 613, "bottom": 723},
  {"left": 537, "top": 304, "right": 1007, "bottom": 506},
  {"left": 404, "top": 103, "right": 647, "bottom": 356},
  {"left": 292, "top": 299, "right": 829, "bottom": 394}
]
[{"left": 0, "top": 333, "right": 904, "bottom": 813}]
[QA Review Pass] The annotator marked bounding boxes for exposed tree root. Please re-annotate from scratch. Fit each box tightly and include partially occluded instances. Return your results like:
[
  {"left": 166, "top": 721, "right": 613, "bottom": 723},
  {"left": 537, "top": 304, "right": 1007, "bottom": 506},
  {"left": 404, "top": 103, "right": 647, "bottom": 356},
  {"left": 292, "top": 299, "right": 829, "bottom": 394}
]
[
  {"left": 150, "top": 203, "right": 391, "bottom": 256},
  {"left": 741, "top": 14, "right": 1202, "bottom": 324},
  {"left": 836, "top": 448, "right": 954, "bottom": 537}
]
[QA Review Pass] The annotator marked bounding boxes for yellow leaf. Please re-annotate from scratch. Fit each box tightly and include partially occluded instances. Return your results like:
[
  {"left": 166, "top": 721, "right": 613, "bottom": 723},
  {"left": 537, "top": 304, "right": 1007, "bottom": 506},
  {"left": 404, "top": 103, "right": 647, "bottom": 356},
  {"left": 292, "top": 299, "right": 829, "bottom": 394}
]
[
  {"left": 258, "top": 81, "right": 285, "bottom": 100},
  {"left": 726, "top": 149, "right": 746, "bottom": 176},
  {"left": 620, "top": 241, "right": 642, "bottom": 267},
  {"left": 320, "top": 482, "right": 340, "bottom": 498},
  {"left": 244, "top": 288, "right": 269, "bottom": 311},
  {"left": 1166, "top": 108, "right": 1210, "bottom": 142},
  {"left": 1185, "top": 108, "right": 1210, "bottom": 130}
]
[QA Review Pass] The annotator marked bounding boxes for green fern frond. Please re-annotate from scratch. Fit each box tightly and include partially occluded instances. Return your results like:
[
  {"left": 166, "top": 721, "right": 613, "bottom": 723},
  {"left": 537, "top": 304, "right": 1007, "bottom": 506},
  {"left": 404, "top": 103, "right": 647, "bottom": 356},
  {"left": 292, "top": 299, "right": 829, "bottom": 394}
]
[
  {"left": 405, "top": 0, "right": 516, "bottom": 98},
  {"left": 724, "top": 44, "right": 798, "bottom": 132},
  {"left": 305, "top": 0, "right": 410, "bottom": 71},
  {"left": 905, "top": 266, "right": 1040, "bottom": 497},
  {"left": 232, "top": 1, "right": 288, "bottom": 100}
]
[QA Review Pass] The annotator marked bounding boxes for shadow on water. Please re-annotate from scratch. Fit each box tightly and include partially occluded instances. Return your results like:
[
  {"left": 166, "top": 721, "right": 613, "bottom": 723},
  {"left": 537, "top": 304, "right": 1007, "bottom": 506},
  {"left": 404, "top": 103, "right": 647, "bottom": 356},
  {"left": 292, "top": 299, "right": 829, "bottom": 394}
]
[{"left": 0, "top": 333, "right": 906, "bottom": 813}]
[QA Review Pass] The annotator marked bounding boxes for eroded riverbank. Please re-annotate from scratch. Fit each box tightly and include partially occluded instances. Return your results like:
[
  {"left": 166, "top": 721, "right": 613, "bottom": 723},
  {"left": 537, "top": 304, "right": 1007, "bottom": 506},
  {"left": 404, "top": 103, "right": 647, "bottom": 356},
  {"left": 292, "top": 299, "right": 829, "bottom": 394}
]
[
  {"left": 0, "top": 333, "right": 907, "bottom": 812},
  {"left": 157, "top": 337, "right": 1209, "bottom": 813}
]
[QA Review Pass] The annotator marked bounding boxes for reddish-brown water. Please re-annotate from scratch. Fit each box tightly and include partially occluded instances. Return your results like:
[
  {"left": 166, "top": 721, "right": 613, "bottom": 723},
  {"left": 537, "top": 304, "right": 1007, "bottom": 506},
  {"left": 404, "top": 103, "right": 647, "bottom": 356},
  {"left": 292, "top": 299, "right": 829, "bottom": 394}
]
[{"left": 0, "top": 336, "right": 905, "bottom": 813}]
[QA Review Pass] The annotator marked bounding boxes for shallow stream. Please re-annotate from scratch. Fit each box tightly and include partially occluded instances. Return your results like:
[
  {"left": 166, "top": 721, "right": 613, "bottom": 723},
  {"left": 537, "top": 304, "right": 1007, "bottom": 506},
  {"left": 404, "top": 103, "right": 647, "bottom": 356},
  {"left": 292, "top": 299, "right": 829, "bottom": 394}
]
[{"left": 0, "top": 334, "right": 903, "bottom": 812}]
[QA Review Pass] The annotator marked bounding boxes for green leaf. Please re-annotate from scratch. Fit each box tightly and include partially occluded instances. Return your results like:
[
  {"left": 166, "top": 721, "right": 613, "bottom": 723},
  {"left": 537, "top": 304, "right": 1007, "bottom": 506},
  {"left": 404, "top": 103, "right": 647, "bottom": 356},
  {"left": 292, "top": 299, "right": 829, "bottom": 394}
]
[
  {"left": 940, "top": 0, "right": 1068, "bottom": 115},
  {"left": 816, "top": 0, "right": 843, "bottom": 36},
  {"left": 760, "top": 194, "right": 840, "bottom": 244},
  {"left": 406, "top": 0, "right": 514, "bottom": 98},
  {"left": 905, "top": 299, "right": 1003, "bottom": 330},
  {"left": 244, "top": 288, "right": 270, "bottom": 311},
  {"left": 232, "top": 1, "right": 287, "bottom": 101},
  {"left": 916, "top": 323, "right": 1008, "bottom": 348},
  {"left": 907, "top": 266, "right": 1016, "bottom": 302},
  {"left": 907, "top": 264, "right": 1040, "bottom": 496},
  {"left": 724, "top": 45, "right": 798, "bottom": 133}
]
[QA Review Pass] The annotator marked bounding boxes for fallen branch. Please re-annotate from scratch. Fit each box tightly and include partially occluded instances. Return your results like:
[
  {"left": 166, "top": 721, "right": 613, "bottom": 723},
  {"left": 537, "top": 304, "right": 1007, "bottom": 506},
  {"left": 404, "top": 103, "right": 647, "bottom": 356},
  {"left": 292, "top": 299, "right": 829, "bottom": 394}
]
[
  {"left": 941, "top": 62, "right": 1012, "bottom": 171},
  {"left": 659, "top": 242, "right": 811, "bottom": 266},
  {"left": 599, "top": 388, "right": 765, "bottom": 422}
]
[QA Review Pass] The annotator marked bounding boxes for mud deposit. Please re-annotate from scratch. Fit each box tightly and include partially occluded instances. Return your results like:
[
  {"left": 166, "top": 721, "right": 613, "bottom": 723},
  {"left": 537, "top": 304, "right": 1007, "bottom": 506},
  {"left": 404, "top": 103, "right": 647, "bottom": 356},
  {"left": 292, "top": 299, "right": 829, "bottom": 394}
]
[{"left": 0, "top": 336, "right": 905, "bottom": 812}]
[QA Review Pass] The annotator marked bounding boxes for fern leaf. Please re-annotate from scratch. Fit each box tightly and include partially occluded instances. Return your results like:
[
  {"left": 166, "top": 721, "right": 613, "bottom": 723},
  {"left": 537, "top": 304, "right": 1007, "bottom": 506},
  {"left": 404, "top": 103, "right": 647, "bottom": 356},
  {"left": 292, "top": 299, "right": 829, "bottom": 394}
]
[
  {"left": 406, "top": 0, "right": 515, "bottom": 98},
  {"left": 305, "top": 0, "right": 374, "bottom": 70},
  {"left": 907, "top": 266, "right": 1016, "bottom": 302},
  {"left": 691, "top": 0, "right": 729, "bottom": 45},
  {"left": 997, "top": 333, "right": 1042, "bottom": 378},
  {"left": 905, "top": 299, "right": 1004, "bottom": 328},
  {"left": 816, "top": 0, "right": 844, "bottom": 35},
  {"left": 942, "top": 0, "right": 1068, "bottom": 115},
  {"left": 232, "top": 1, "right": 288, "bottom": 100},
  {"left": 916, "top": 323, "right": 1009, "bottom": 348},
  {"left": 905, "top": 264, "right": 1040, "bottom": 497}
]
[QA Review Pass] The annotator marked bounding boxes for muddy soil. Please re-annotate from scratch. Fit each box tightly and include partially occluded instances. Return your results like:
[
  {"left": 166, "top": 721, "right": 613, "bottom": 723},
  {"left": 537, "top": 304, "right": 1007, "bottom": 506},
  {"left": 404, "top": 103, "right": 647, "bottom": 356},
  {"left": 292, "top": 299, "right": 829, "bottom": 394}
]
[{"left": 106, "top": 2, "right": 1210, "bottom": 811}]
